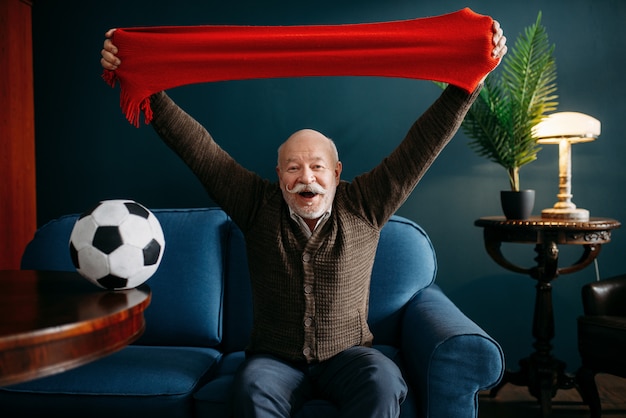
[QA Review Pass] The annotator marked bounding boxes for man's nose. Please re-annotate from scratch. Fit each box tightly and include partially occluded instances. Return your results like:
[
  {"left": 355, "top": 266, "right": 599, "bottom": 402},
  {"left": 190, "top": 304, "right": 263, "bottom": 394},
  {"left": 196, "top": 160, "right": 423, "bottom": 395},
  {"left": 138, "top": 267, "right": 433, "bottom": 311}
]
[{"left": 300, "top": 168, "right": 315, "bottom": 184}]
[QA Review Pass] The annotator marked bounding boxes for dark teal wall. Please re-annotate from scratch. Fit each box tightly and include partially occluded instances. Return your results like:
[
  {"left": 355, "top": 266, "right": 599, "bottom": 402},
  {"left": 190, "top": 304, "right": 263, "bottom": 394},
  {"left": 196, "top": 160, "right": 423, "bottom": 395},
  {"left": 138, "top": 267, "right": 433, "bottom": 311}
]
[{"left": 32, "top": 0, "right": 625, "bottom": 372}]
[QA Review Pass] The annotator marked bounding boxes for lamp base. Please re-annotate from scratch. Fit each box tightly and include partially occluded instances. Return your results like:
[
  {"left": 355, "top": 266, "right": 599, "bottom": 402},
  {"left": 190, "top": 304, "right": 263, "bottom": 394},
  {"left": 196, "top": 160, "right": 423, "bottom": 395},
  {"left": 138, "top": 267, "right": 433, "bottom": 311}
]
[{"left": 541, "top": 207, "right": 589, "bottom": 221}]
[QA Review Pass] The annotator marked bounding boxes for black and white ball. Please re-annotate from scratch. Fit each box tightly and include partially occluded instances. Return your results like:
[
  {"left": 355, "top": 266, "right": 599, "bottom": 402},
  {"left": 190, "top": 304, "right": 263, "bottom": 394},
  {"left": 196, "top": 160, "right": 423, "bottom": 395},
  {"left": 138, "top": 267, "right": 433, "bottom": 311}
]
[{"left": 69, "top": 199, "right": 165, "bottom": 290}]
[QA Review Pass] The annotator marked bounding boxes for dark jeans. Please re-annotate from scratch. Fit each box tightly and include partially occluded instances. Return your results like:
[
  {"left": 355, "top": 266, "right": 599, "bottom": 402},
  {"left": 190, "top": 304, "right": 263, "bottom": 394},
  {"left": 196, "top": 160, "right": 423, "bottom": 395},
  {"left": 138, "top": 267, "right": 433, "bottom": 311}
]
[{"left": 232, "top": 346, "right": 407, "bottom": 418}]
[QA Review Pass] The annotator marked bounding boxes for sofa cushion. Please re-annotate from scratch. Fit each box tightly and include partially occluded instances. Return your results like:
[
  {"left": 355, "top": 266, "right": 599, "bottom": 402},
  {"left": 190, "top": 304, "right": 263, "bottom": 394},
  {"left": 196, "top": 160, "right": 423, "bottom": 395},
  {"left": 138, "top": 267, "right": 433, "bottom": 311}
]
[
  {"left": 21, "top": 207, "right": 230, "bottom": 347},
  {"left": 193, "top": 351, "right": 245, "bottom": 417},
  {"left": 0, "top": 345, "right": 221, "bottom": 418}
]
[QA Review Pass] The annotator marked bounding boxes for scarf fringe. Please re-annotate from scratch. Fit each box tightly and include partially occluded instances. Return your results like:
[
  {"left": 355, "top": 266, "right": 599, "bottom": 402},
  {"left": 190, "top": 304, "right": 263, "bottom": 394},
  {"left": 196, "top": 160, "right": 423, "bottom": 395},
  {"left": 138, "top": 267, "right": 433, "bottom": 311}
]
[
  {"left": 102, "top": 69, "right": 117, "bottom": 88},
  {"left": 103, "top": 69, "right": 153, "bottom": 127},
  {"left": 120, "top": 91, "right": 153, "bottom": 128},
  {"left": 140, "top": 97, "right": 154, "bottom": 126}
]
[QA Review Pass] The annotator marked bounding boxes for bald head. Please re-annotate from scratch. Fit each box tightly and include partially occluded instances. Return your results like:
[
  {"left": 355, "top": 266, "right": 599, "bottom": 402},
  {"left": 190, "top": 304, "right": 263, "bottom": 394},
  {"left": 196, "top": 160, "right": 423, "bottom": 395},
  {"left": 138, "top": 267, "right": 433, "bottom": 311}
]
[{"left": 277, "top": 129, "right": 339, "bottom": 168}]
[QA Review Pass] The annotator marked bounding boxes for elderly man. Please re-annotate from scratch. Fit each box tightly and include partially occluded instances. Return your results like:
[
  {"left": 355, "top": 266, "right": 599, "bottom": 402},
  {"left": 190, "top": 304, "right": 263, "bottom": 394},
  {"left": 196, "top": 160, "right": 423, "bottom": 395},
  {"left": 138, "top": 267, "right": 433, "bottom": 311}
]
[{"left": 101, "top": 19, "right": 506, "bottom": 418}]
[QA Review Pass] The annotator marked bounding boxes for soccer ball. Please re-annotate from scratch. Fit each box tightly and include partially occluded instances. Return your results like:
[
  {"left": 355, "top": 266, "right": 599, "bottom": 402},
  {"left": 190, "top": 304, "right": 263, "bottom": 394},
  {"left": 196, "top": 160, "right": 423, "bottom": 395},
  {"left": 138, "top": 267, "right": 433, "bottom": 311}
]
[{"left": 69, "top": 199, "right": 165, "bottom": 290}]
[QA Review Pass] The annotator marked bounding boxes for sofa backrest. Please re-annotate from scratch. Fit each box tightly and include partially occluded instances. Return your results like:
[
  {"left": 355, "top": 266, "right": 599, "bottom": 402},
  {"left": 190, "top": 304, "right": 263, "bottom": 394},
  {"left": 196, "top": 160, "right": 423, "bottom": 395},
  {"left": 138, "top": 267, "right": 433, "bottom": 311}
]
[
  {"left": 21, "top": 207, "right": 437, "bottom": 350},
  {"left": 21, "top": 208, "right": 230, "bottom": 347}
]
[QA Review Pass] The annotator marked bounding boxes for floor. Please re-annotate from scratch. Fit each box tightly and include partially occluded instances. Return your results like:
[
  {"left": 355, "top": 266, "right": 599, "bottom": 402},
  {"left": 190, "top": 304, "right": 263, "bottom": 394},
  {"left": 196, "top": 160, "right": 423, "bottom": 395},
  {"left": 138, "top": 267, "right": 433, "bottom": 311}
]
[{"left": 479, "top": 374, "right": 626, "bottom": 418}]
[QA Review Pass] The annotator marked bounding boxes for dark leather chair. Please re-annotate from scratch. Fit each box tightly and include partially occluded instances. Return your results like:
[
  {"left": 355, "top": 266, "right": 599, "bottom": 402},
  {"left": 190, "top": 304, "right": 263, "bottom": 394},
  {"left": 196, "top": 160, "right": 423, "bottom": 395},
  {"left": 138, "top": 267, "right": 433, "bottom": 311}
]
[{"left": 577, "top": 274, "right": 626, "bottom": 418}]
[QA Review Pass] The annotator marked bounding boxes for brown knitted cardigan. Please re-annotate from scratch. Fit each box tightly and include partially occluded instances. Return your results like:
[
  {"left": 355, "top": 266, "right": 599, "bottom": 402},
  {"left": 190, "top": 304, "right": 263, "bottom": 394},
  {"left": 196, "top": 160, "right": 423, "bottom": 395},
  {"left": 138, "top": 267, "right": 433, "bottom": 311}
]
[{"left": 149, "top": 85, "right": 479, "bottom": 362}]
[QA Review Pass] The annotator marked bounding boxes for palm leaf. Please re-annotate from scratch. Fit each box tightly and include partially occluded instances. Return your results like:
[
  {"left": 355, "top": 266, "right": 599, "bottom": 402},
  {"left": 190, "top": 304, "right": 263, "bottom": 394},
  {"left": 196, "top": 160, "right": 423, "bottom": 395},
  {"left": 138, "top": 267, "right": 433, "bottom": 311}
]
[{"left": 459, "top": 11, "right": 558, "bottom": 191}]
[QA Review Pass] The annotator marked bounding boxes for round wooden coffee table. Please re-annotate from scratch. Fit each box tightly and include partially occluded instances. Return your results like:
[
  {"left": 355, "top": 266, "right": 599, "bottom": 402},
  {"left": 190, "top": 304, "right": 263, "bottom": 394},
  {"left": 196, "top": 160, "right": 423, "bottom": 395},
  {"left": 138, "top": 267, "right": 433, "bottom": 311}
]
[{"left": 0, "top": 270, "right": 151, "bottom": 386}]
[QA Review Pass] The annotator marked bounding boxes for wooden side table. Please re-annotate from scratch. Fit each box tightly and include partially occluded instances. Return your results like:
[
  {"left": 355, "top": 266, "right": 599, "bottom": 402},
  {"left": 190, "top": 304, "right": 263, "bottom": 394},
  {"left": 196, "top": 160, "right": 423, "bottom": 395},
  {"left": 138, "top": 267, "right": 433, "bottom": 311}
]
[
  {"left": 0, "top": 270, "right": 151, "bottom": 386},
  {"left": 474, "top": 216, "right": 621, "bottom": 418}
]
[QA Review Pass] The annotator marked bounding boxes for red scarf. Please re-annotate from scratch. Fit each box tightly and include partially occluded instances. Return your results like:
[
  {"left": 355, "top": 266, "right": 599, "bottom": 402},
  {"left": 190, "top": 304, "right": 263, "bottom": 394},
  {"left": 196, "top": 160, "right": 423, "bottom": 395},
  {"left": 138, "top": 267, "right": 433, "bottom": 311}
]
[{"left": 103, "top": 8, "right": 498, "bottom": 127}]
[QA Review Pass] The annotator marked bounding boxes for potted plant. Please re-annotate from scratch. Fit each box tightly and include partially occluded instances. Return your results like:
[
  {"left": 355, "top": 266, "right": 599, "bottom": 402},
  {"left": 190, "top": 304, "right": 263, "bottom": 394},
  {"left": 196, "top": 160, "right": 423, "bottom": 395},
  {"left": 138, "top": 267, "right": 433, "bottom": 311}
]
[{"left": 457, "top": 12, "right": 558, "bottom": 219}]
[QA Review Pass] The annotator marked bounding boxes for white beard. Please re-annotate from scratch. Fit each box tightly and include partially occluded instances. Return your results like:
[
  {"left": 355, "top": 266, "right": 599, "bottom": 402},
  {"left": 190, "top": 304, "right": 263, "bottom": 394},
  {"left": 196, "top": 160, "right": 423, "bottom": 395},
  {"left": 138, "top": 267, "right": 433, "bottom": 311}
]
[{"left": 283, "top": 182, "right": 333, "bottom": 220}]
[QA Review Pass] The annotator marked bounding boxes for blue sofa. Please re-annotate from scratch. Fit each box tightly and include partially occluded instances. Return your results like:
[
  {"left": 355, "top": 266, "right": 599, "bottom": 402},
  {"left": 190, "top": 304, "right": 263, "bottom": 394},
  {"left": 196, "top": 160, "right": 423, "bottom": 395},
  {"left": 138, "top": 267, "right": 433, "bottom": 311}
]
[{"left": 0, "top": 207, "right": 504, "bottom": 417}]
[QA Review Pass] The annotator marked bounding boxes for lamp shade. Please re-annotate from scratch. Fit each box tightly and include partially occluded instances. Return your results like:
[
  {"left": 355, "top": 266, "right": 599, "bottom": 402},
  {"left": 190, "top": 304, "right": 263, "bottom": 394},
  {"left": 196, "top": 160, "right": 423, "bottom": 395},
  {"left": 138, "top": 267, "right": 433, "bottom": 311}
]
[{"left": 533, "top": 112, "right": 601, "bottom": 144}]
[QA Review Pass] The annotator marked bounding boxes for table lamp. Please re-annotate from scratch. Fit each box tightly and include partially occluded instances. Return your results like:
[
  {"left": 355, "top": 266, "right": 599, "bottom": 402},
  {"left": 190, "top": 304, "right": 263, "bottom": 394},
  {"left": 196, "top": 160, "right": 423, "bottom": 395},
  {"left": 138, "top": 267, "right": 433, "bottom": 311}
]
[{"left": 532, "top": 112, "right": 601, "bottom": 221}]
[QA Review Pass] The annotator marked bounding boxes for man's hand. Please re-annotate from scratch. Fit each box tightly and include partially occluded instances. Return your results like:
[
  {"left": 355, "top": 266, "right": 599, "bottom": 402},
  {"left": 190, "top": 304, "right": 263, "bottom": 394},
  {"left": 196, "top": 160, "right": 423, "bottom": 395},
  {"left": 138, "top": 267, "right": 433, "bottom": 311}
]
[
  {"left": 100, "top": 29, "right": 120, "bottom": 70},
  {"left": 479, "top": 20, "right": 507, "bottom": 85},
  {"left": 491, "top": 20, "right": 507, "bottom": 60}
]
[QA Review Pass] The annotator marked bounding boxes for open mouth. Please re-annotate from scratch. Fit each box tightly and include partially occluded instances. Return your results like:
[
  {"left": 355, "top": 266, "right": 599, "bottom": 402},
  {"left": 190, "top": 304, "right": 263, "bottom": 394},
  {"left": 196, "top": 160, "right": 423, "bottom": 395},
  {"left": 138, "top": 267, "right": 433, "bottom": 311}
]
[{"left": 299, "top": 192, "right": 317, "bottom": 198}]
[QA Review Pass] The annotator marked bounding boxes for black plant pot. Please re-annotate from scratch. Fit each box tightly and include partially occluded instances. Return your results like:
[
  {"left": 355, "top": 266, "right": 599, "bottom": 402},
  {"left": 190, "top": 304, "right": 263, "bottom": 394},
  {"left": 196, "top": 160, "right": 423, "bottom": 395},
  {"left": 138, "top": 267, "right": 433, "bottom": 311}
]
[{"left": 500, "top": 190, "right": 535, "bottom": 220}]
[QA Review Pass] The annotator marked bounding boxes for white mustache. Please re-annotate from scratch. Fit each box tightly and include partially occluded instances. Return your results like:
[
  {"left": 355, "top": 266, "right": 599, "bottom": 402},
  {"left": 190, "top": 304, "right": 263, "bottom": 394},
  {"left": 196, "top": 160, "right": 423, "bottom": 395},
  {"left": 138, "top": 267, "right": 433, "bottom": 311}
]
[{"left": 285, "top": 183, "right": 327, "bottom": 195}]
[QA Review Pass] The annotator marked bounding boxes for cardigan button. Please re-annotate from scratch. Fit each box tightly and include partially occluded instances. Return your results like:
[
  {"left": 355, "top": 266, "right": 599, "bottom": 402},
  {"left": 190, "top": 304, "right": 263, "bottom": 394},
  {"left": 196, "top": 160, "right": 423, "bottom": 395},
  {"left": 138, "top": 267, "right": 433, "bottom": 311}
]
[
  {"left": 302, "top": 252, "right": 311, "bottom": 262},
  {"left": 303, "top": 347, "right": 311, "bottom": 357},
  {"left": 304, "top": 317, "right": 313, "bottom": 327},
  {"left": 304, "top": 284, "right": 313, "bottom": 294}
]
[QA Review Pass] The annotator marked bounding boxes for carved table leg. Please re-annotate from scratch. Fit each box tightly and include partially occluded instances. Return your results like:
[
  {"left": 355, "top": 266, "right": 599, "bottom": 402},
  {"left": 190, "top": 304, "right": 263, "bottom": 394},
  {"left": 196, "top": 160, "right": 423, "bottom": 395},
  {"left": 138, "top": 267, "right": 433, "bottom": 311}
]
[
  {"left": 526, "top": 241, "right": 577, "bottom": 416},
  {"left": 491, "top": 241, "right": 576, "bottom": 417}
]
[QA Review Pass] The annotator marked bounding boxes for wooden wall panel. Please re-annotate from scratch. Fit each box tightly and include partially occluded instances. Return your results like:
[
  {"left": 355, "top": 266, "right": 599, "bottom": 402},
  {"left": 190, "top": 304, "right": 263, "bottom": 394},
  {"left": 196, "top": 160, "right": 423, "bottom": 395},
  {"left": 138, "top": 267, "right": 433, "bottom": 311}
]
[{"left": 0, "top": 0, "right": 36, "bottom": 269}]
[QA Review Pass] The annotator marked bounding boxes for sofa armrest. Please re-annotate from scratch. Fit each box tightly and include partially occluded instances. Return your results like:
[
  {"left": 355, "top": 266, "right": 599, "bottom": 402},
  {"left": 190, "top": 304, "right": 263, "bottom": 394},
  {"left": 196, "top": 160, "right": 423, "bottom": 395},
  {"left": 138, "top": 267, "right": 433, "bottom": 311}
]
[
  {"left": 401, "top": 285, "right": 504, "bottom": 418},
  {"left": 582, "top": 274, "right": 626, "bottom": 316}
]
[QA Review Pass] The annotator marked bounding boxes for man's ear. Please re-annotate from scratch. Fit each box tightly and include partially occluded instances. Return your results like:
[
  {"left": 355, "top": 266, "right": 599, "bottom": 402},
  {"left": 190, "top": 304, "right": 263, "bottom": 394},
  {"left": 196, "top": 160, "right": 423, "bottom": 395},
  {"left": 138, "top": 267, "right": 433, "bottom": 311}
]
[
  {"left": 276, "top": 165, "right": 285, "bottom": 186},
  {"left": 335, "top": 161, "right": 343, "bottom": 184}
]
